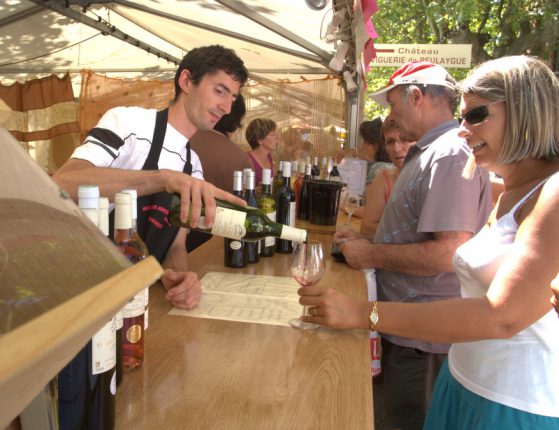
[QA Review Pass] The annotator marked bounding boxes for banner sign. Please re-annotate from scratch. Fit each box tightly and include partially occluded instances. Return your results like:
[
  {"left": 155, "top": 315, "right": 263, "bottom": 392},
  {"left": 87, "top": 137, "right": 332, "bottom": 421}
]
[{"left": 371, "top": 44, "right": 472, "bottom": 68}]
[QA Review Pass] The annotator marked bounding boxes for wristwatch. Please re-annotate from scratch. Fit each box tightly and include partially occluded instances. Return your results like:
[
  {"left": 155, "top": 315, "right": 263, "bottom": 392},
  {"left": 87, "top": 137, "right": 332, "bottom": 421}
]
[{"left": 369, "top": 301, "right": 378, "bottom": 331}]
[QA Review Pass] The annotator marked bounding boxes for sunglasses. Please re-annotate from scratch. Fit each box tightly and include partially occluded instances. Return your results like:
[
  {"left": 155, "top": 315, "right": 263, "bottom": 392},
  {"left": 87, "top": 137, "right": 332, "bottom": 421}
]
[{"left": 458, "top": 101, "right": 504, "bottom": 125}]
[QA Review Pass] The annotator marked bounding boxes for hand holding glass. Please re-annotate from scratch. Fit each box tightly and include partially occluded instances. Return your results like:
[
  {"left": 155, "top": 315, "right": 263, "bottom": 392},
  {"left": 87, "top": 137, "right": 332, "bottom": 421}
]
[{"left": 289, "top": 240, "right": 325, "bottom": 330}]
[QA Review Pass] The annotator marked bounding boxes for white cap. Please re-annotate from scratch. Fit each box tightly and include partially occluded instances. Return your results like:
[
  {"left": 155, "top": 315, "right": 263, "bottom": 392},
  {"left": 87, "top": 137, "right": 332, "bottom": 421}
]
[
  {"left": 370, "top": 61, "right": 455, "bottom": 107},
  {"left": 114, "top": 192, "right": 132, "bottom": 230},
  {"left": 121, "top": 189, "right": 138, "bottom": 220},
  {"left": 78, "top": 185, "right": 99, "bottom": 209},
  {"left": 282, "top": 161, "right": 291, "bottom": 178},
  {"left": 262, "top": 168, "right": 272, "bottom": 185},
  {"left": 98, "top": 197, "right": 110, "bottom": 236}
]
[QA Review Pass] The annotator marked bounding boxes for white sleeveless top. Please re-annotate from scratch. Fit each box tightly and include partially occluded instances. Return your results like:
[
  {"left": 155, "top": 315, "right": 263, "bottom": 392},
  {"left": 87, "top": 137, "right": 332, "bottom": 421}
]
[{"left": 448, "top": 176, "right": 559, "bottom": 417}]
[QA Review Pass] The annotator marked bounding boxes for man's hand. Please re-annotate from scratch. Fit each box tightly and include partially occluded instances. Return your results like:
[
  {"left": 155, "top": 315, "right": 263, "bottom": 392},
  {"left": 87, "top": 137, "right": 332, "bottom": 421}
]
[
  {"left": 341, "top": 239, "right": 375, "bottom": 270},
  {"left": 161, "top": 269, "right": 202, "bottom": 310},
  {"left": 333, "top": 228, "right": 360, "bottom": 244},
  {"left": 164, "top": 171, "right": 246, "bottom": 228}
]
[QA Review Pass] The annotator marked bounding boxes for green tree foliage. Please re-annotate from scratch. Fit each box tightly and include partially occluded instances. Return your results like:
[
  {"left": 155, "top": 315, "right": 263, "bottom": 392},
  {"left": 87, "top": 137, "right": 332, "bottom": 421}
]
[{"left": 363, "top": 0, "right": 559, "bottom": 119}]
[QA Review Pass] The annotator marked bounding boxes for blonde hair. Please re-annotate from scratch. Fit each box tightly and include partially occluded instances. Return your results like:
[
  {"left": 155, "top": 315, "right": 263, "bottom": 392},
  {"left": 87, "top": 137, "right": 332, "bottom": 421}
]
[
  {"left": 459, "top": 55, "right": 559, "bottom": 164},
  {"left": 245, "top": 118, "right": 277, "bottom": 150}
]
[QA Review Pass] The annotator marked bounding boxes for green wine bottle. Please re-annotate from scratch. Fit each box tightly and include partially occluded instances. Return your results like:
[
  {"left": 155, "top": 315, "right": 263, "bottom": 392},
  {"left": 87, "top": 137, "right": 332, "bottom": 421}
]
[
  {"left": 168, "top": 194, "right": 307, "bottom": 244},
  {"left": 257, "top": 168, "right": 276, "bottom": 257}
]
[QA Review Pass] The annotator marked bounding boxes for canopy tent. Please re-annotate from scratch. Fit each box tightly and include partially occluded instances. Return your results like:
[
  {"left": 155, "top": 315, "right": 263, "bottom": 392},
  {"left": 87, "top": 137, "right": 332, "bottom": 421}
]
[
  {"left": 0, "top": 0, "right": 378, "bottom": 171},
  {"left": 0, "top": 0, "right": 372, "bottom": 85}
]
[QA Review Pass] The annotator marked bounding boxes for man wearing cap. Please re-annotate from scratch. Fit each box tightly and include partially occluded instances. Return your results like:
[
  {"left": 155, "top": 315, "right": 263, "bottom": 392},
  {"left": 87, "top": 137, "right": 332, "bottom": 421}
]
[{"left": 337, "top": 61, "right": 492, "bottom": 429}]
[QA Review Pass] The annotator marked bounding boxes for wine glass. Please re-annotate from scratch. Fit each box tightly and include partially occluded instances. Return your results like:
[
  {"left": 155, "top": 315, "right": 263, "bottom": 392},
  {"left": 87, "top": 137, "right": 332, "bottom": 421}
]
[
  {"left": 289, "top": 240, "right": 325, "bottom": 330},
  {"left": 344, "top": 191, "right": 361, "bottom": 228}
]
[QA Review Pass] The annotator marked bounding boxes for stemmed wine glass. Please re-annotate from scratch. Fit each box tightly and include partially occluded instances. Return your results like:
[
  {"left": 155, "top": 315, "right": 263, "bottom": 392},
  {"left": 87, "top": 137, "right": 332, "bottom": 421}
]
[
  {"left": 344, "top": 191, "right": 362, "bottom": 229},
  {"left": 289, "top": 240, "right": 325, "bottom": 330}
]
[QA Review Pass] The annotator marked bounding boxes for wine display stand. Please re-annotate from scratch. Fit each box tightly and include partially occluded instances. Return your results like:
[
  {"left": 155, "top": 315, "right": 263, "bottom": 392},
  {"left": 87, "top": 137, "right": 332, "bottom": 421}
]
[{"left": 0, "top": 120, "right": 163, "bottom": 429}]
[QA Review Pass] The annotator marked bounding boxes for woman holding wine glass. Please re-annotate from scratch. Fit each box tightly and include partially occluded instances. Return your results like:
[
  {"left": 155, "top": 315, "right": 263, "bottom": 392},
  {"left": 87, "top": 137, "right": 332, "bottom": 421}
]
[{"left": 298, "top": 56, "right": 559, "bottom": 429}]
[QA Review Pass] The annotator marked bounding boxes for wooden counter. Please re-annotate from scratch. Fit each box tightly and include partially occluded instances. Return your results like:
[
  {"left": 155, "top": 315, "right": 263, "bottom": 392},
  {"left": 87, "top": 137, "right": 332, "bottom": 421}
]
[{"left": 115, "top": 217, "right": 373, "bottom": 430}]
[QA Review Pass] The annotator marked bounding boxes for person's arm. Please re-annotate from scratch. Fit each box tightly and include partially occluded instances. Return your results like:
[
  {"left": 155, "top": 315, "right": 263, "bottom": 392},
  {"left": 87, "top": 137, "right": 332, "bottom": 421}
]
[
  {"left": 342, "top": 230, "right": 472, "bottom": 275},
  {"left": 360, "top": 174, "right": 387, "bottom": 237},
  {"left": 300, "top": 174, "right": 559, "bottom": 342},
  {"left": 159, "top": 228, "right": 202, "bottom": 309},
  {"left": 53, "top": 158, "right": 245, "bottom": 227},
  {"left": 551, "top": 274, "right": 559, "bottom": 316}
]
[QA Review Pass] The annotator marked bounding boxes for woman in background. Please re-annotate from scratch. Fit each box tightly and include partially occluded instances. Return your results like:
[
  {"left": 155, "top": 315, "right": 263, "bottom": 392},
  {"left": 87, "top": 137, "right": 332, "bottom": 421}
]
[
  {"left": 340, "top": 118, "right": 392, "bottom": 218},
  {"left": 360, "top": 121, "right": 414, "bottom": 236},
  {"left": 245, "top": 118, "right": 277, "bottom": 186}
]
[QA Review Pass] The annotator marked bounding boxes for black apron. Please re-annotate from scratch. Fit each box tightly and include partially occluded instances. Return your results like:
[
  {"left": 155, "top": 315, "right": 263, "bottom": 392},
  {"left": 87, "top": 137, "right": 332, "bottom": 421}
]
[{"left": 135, "top": 108, "right": 192, "bottom": 262}]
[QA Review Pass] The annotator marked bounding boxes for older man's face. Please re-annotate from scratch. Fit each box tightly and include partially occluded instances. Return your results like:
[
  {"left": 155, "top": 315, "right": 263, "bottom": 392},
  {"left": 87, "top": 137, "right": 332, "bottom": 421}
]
[{"left": 385, "top": 87, "right": 419, "bottom": 142}]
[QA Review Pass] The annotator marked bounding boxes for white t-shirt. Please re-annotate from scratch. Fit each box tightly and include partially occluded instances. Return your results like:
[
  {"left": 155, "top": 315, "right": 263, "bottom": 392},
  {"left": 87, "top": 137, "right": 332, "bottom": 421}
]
[{"left": 71, "top": 106, "right": 204, "bottom": 179}]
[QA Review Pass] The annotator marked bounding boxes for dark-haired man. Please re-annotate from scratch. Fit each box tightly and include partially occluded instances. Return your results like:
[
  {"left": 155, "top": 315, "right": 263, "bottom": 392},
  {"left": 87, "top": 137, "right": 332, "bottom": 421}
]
[
  {"left": 189, "top": 94, "right": 252, "bottom": 194},
  {"left": 186, "top": 94, "right": 252, "bottom": 252},
  {"left": 53, "top": 45, "right": 249, "bottom": 310}
]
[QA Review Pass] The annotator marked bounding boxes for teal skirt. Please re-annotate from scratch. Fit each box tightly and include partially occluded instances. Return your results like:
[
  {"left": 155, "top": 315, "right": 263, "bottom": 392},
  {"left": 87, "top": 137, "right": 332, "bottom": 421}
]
[{"left": 424, "top": 360, "right": 559, "bottom": 430}]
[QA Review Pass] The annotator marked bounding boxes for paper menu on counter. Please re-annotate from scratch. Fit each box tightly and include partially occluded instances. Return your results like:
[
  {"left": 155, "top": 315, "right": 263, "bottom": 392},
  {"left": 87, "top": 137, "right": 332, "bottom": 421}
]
[
  {"left": 168, "top": 272, "right": 302, "bottom": 327},
  {"left": 337, "top": 158, "right": 367, "bottom": 194}
]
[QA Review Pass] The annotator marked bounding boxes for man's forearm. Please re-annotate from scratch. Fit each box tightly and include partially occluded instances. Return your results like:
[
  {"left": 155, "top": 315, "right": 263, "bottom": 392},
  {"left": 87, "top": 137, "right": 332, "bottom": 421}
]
[
  {"left": 368, "top": 232, "right": 472, "bottom": 276},
  {"left": 162, "top": 228, "right": 189, "bottom": 272},
  {"left": 53, "top": 159, "right": 170, "bottom": 201}
]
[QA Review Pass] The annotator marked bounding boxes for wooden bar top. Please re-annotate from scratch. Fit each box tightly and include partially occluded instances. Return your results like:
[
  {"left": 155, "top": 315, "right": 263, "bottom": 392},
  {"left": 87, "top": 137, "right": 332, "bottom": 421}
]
[{"left": 115, "top": 216, "right": 373, "bottom": 430}]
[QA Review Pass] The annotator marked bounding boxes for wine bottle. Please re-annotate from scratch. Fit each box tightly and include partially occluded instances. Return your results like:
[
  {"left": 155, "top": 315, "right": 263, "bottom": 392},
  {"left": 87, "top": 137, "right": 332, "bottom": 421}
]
[
  {"left": 290, "top": 160, "right": 298, "bottom": 189},
  {"left": 78, "top": 184, "right": 99, "bottom": 226},
  {"left": 59, "top": 315, "right": 117, "bottom": 430},
  {"left": 293, "top": 161, "right": 306, "bottom": 209},
  {"left": 92, "top": 196, "right": 117, "bottom": 430},
  {"left": 329, "top": 160, "right": 341, "bottom": 182},
  {"left": 243, "top": 171, "right": 260, "bottom": 264},
  {"left": 58, "top": 186, "right": 116, "bottom": 430},
  {"left": 320, "top": 157, "right": 328, "bottom": 180},
  {"left": 242, "top": 168, "right": 252, "bottom": 191},
  {"left": 168, "top": 195, "right": 307, "bottom": 244},
  {"left": 257, "top": 168, "right": 276, "bottom": 257},
  {"left": 311, "top": 157, "right": 320, "bottom": 179},
  {"left": 113, "top": 192, "right": 145, "bottom": 372},
  {"left": 122, "top": 189, "right": 150, "bottom": 331},
  {"left": 100, "top": 196, "right": 123, "bottom": 388},
  {"left": 297, "top": 163, "right": 312, "bottom": 220},
  {"left": 275, "top": 161, "right": 297, "bottom": 254},
  {"left": 272, "top": 160, "right": 283, "bottom": 197},
  {"left": 224, "top": 171, "right": 248, "bottom": 268}
]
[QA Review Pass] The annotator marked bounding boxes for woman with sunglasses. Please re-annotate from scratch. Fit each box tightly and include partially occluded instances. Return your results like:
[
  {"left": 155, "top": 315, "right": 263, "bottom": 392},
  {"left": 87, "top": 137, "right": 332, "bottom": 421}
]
[{"left": 298, "top": 55, "right": 559, "bottom": 429}]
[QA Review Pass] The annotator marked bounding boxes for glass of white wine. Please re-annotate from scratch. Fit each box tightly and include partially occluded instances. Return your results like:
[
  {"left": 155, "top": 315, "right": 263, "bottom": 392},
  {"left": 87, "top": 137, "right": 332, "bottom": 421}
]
[
  {"left": 344, "top": 191, "right": 362, "bottom": 228},
  {"left": 289, "top": 240, "right": 325, "bottom": 330}
]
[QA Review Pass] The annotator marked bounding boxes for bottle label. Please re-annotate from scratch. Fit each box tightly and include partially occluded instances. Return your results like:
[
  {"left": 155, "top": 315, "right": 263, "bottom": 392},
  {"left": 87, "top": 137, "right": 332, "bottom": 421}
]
[
  {"left": 280, "top": 225, "right": 307, "bottom": 243},
  {"left": 91, "top": 316, "right": 117, "bottom": 375},
  {"left": 265, "top": 211, "right": 276, "bottom": 247},
  {"left": 209, "top": 207, "right": 247, "bottom": 240},
  {"left": 289, "top": 202, "right": 296, "bottom": 227},
  {"left": 229, "top": 240, "right": 242, "bottom": 250},
  {"left": 123, "top": 291, "right": 145, "bottom": 318}
]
